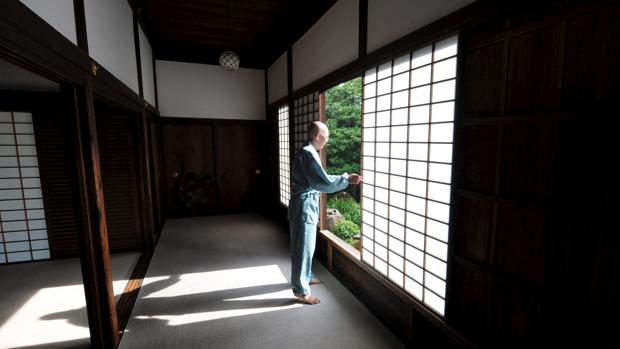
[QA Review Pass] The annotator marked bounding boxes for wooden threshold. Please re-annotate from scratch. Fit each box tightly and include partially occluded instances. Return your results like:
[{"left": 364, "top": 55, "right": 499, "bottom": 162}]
[{"left": 116, "top": 251, "right": 153, "bottom": 338}]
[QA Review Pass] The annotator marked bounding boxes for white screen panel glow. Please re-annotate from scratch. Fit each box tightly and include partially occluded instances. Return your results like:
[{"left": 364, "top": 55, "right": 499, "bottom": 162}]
[
  {"left": 0, "top": 112, "right": 49, "bottom": 264},
  {"left": 278, "top": 105, "right": 291, "bottom": 206},
  {"left": 361, "top": 36, "right": 458, "bottom": 316}
]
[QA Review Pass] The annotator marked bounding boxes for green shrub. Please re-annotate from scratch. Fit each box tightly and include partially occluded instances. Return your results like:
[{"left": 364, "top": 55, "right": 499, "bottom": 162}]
[
  {"left": 332, "top": 220, "right": 360, "bottom": 244},
  {"left": 325, "top": 77, "right": 362, "bottom": 176},
  {"left": 327, "top": 195, "right": 361, "bottom": 226}
]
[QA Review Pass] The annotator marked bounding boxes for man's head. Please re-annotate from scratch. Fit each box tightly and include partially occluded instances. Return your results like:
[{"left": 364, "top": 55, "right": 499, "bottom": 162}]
[{"left": 308, "top": 121, "right": 329, "bottom": 150}]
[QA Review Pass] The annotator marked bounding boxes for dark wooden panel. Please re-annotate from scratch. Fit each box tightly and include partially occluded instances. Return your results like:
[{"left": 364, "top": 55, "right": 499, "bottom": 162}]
[
  {"left": 460, "top": 14, "right": 509, "bottom": 51},
  {"left": 449, "top": 262, "right": 490, "bottom": 346},
  {"left": 495, "top": 202, "right": 548, "bottom": 283},
  {"left": 457, "top": 125, "right": 499, "bottom": 194},
  {"left": 215, "top": 123, "right": 262, "bottom": 212},
  {"left": 330, "top": 249, "right": 411, "bottom": 344},
  {"left": 453, "top": 196, "right": 493, "bottom": 265},
  {"left": 491, "top": 281, "right": 541, "bottom": 346},
  {"left": 499, "top": 122, "right": 555, "bottom": 199},
  {"left": 33, "top": 109, "right": 81, "bottom": 257},
  {"left": 505, "top": 23, "right": 563, "bottom": 113},
  {"left": 562, "top": 4, "right": 620, "bottom": 107},
  {"left": 542, "top": 116, "right": 619, "bottom": 346},
  {"left": 163, "top": 122, "right": 217, "bottom": 217},
  {"left": 95, "top": 103, "right": 141, "bottom": 251},
  {"left": 461, "top": 42, "right": 505, "bottom": 117},
  {"left": 315, "top": 232, "right": 329, "bottom": 265},
  {"left": 147, "top": 118, "right": 164, "bottom": 230}
]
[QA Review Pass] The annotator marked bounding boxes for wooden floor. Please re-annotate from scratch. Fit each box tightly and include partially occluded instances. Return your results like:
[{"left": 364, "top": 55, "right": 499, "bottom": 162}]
[
  {"left": 0, "top": 252, "right": 139, "bottom": 349},
  {"left": 119, "top": 214, "right": 406, "bottom": 349}
]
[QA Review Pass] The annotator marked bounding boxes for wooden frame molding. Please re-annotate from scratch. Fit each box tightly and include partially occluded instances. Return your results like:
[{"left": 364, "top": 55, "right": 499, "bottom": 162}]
[
  {"left": 1, "top": 3, "right": 165, "bottom": 347},
  {"left": 0, "top": 1, "right": 158, "bottom": 115},
  {"left": 68, "top": 80, "right": 120, "bottom": 349},
  {"left": 73, "top": 0, "right": 88, "bottom": 52},
  {"left": 133, "top": 10, "right": 144, "bottom": 98},
  {"left": 116, "top": 251, "right": 153, "bottom": 336},
  {"left": 359, "top": 0, "right": 368, "bottom": 58}
]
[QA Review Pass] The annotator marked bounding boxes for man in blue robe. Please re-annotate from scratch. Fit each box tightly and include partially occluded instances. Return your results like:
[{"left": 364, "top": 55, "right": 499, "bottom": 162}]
[{"left": 288, "top": 121, "right": 362, "bottom": 304}]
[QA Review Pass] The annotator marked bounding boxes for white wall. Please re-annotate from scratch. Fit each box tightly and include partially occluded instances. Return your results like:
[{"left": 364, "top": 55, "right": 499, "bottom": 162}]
[
  {"left": 139, "top": 26, "right": 156, "bottom": 106},
  {"left": 293, "top": 0, "right": 358, "bottom": 91},
  {"left": 156, "top": 60, "right": 265, "bottom": 120},
  {"left": 19, "top": 0, "right": 77, "bottom": 45},
  {"left": 84, "top": 0, "right": 139, "bottom": 93},
  {"left": 367, "top": 0, "right": 476, "bottom": 53},
  {"left": 268, "top": 52, "right": 287, "bottom": 104}
]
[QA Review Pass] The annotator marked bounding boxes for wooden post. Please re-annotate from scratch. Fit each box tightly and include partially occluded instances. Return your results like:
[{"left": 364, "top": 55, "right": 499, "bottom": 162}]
[
  {"left": 318, "top": 92, "right": 327, "bottom": 231},
  {"left": 137, "top": 110, "right": 155, "bottom": 251},
  {"left": 67, "top": 79, "right": 120, "bottom": 349}
]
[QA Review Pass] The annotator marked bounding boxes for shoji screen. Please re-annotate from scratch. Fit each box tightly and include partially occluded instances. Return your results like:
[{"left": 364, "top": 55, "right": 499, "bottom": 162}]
[
  {"left": 293, "top": 92, "right": 320, "bottom": 151},
  {"left": 0, "top": 111, "right": 49, "bottom": 263},
  {"left": 360, "top": 36, "right": 458, "bottom": 315},
  {"left": 278, "top": 104, "right": 291, "bottom": 206}
]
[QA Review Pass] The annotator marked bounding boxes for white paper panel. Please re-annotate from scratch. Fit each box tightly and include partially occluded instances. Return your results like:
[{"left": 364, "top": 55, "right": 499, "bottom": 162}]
[
  {"left": 405, "top": 277, "right": 423, "bottom": 300},
  {"left": 431, "top": 102, "right": 455, "bottom": 122},
  {"left": 360, "top": 35, "right": 460, "bottom": 315},
  {"left": 425, "top": 271, "right": 446, "bottom": 298}
]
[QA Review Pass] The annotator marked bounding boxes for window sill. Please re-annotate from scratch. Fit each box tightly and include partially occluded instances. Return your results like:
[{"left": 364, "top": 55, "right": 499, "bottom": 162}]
[{"left": 318, "top": 229, "right": 360, "bottom": 259}]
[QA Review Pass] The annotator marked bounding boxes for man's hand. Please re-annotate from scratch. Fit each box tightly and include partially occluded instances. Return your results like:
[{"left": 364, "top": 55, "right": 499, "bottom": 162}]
[{"left": 348, "top": 174, "right": 363, "bottom": 185}]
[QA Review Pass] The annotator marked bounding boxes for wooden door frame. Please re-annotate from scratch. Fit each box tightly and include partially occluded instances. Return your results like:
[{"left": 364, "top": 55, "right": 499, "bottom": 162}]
[{"left": 0, "top": 2, "right": 161, "bottom": 347}]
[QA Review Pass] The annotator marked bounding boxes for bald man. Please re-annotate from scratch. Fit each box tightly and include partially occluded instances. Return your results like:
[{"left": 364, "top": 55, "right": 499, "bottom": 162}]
[{"left": 288, "top": 121, "right": 362, "bottom": 304}]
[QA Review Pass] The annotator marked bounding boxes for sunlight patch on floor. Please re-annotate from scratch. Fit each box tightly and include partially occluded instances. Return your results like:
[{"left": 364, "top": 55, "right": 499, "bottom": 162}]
[
  {"left": 0, "top": 284, "right": 87, "bottom": 348},
  {"left": 134, "top": 265, "right": 302, "bottom": 325},
  {"left": 143, "top": 265, "right": 289, "bottom": 298},
  {"left": 0, "top": 279, "right": 130, "bottom": 348}
]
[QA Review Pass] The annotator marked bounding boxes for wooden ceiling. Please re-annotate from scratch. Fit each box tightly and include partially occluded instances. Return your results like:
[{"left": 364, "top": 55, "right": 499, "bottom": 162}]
[{"left": 134, "top": 0, "right": 337, "bottom": 69}]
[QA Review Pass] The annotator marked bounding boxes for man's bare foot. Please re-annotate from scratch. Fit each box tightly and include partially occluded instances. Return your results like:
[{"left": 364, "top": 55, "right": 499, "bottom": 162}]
[
  {"left": 309, "top": 278, "right": 324, "bottom": 285},
  {"left": 294, "top": 293, "right": 320, "bottom": 305}
]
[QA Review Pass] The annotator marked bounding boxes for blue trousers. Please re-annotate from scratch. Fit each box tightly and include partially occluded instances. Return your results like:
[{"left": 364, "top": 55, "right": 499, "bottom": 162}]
[{"left": 290, "top": 220, "right": 317, "bottom": 295}]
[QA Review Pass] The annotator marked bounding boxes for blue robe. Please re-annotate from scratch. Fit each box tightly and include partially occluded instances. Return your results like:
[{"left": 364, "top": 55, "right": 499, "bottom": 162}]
[{"left": 288, "top": 143, "right": 349, "bottom": 295}]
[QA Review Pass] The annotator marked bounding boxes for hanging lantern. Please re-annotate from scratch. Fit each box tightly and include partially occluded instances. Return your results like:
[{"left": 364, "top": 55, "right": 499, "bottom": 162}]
[{"left": 219, "top": 50, "right": 240, "bottom": 71}]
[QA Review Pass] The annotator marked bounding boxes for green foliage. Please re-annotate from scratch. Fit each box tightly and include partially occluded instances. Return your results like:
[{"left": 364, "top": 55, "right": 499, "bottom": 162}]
[
  {"left": 332, "top": 219, "right": 360, "bottom": 244},
  {"left": 327, "top": 195, "right": 361, "bottom": 226},
  {"left": 325, "top": 77, "right": 362, "bottom": 176}
]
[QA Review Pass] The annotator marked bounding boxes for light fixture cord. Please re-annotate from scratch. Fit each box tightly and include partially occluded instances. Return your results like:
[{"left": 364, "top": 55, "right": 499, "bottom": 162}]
[{"left": 226, "top": 0, "right": 230, "bottom": 48}]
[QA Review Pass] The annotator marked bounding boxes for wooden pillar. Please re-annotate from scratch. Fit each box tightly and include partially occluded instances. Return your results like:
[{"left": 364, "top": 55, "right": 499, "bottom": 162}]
[
  {"left": 318, "top": 92, "right": 327, "bottom": 231},
  {"left": 136, "top": 109, "right": 155, "bottom": 251},
  {"left": 67, "top": 78, "right": 120, "bottom": 349}
]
